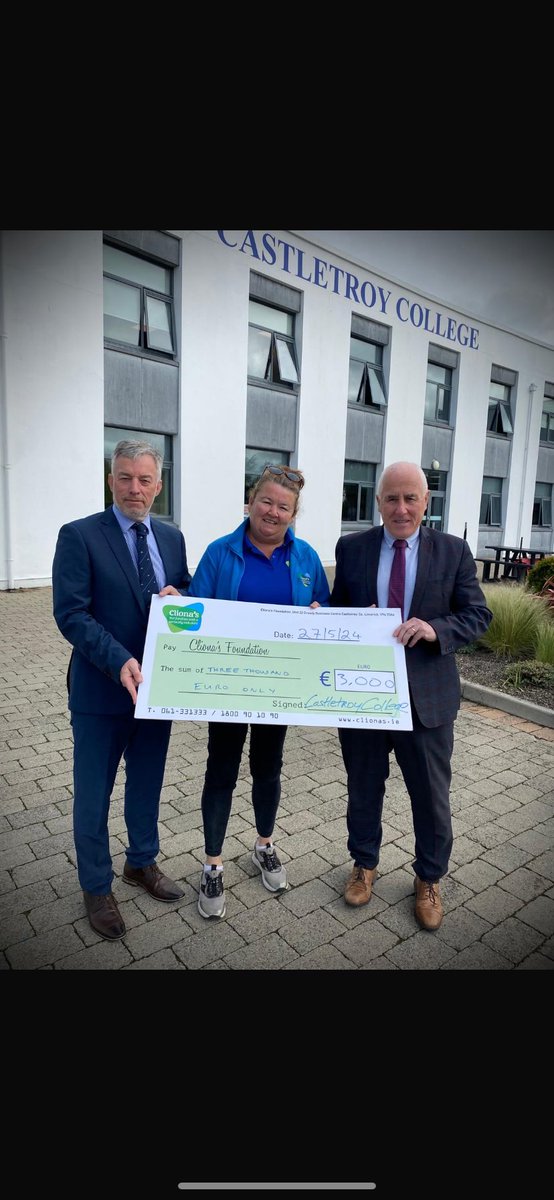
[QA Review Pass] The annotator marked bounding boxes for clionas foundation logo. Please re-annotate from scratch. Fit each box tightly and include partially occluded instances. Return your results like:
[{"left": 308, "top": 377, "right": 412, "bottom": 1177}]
[{"left": 162, "top": 603, "right": 204, "bottom": 632}]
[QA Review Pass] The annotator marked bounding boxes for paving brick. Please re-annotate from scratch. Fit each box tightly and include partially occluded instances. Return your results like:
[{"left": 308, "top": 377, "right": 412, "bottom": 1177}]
[
  {"left": 0, "top": 823, "right": 51, "bottom": 850},
  {"left": 0, "top": 911, "right": 35, "bottom": 950},
  {"left": 123, "top": 948, "right": 185, "bottom": 969},
  {"left": 29, "top": 892, "right": 89, "bottom": 934},
  {"left": 515, "top": 952, "right": 554, "bottom": 970},
  {"left": 5, "top": 925, "right": 84, "bottom": 969},
  {"left": 122, "top": 910, "right": 194, "bottom": 959},
  {"left": 385, "top": 931, "right": 456, "bottom": 969},
  {"left": 465, "top": 886, "right": 525, "bottom": 923},
  {"left": 482, "top": 917, "right": 545, "bottom": 964},
  {"left": 332, "top": 919, "right": 399, "bottom": 966},
  {"left": 497, "top": 867, "right": 552, "bottom": 902},
  {"left": 443, "top": 943, "right": 512, "bottom": 969},
  {"left": 278, "top": 908, "right": 346, "bottom": 954},
  {"left": 482, "top": 843, "right": 532, "bottom": 873},
  {"left": 223, "top": 931, "right": 299, "bottom": 970},
  {"left": 515, "top": 896, "right": 554, "bottom": 935},
  {"left": 56, "top": 941, "right": 133, "bottom": 969},
  {"left": 451, "top": 860, "right": 504, "bottom": 892},
  {"left": 173, "top": 923, "right": 246, "bottom": 969},
  {"left": 530, "top": 852, "right": 554, "bottom": 882},
  {"left": 435, "top": 905, "right": 492, "bottom": 949},
  {"left": 283, "top": 943, "right": 357, "bottom": 969}
]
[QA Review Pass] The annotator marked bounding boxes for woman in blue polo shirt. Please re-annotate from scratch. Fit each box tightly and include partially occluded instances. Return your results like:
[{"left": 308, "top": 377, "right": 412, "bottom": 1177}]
[{"left": 189, "top": 464, "right": 330, "bottom": 919}]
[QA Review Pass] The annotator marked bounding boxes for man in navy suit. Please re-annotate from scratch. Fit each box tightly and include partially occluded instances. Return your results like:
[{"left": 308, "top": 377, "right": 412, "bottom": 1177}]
[
  {"left": 52, "top": 440, "right": 191, "bottom": 940},
  {"left": 331, "top": 462, "right": 492, "bottom": 929}
]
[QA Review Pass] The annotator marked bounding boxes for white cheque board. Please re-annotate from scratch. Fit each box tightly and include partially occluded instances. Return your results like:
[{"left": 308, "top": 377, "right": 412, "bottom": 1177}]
[{"left": 135, "top": 596, "right": 413, "bottom": 730}]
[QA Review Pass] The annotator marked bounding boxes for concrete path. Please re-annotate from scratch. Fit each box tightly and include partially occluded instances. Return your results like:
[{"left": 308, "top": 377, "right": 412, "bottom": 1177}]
[{"left": 1, "top": 588, "right": 553, "bottom": 970}]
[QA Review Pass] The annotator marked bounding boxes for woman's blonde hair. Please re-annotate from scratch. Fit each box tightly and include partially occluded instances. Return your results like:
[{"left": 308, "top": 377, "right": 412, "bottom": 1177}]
[{"left": 248, "top": 464, "right": 305, "bottom": 516}]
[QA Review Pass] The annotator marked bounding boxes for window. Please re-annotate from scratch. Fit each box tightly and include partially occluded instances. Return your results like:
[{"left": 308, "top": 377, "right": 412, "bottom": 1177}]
[
  {"left": 533, "top": 482, "right": 552, "bottom": 527},
  {"left": 342, "top": 461, "right": 375, "bottom": 522},
  {"left": 541, "top": 396, "right": 554, "bottom": 444},
  {"left": 247, "top": 301, "right": 299, "bottom": 388},
  {"left": 104, "top": 427, "right": 173, "bottom": 518},
  {"left": 480, "top": 476, "right": 502, "bottom": 525},
  {"left": 244, "top": 447, "right": 291, "bottom": 505},
  {"left": 103, "top": 245, "right": 175, "bottom": 356},
  {"left": 487, "top": 381, "right": 513, "bottom": 435},
  {"left": 425, "top": 363, "right": 452, "bottom": 423},
  {"left": 347, "top": 336, "right": 386, "bottom": 408},
  {"left": 423, "top": 468, "right": 447, "bottom": 531}
]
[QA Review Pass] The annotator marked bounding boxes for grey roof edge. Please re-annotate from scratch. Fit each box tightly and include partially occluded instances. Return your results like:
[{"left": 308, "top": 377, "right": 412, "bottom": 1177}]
[{"left": 460, "top": 677, "right": 554, "bottom": 729}]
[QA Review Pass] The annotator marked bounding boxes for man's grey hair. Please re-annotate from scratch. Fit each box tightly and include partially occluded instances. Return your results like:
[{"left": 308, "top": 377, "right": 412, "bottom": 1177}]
[
  {"left": 111, "top": 439, "right": 163, "bottom": 482},
  {"left": 376, "top": 462, "right": 428, "bottom": 497}
]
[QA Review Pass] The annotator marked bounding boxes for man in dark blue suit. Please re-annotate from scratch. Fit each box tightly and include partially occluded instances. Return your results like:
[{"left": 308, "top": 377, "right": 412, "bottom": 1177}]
[
  {"left": 52, "top": 440, "right": 191, "bottom": 940},
  {"left": 331, "top": 462, "right": 492, "bottom": 930}
]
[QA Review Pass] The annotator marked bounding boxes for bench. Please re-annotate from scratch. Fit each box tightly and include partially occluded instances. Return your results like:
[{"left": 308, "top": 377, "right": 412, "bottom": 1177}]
[
  {"left": 474, "top": 557, "right": 498, "bottom": 582},
  {"left": 475, "top": 556, "right": 530, "bottom": 583}
]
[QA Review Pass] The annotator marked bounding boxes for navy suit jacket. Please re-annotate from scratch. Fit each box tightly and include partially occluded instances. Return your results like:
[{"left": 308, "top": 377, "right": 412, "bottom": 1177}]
[
  {"left": 52, "top": 508, "right": 191, "bottom": 716},
  {"left": 331, "top": 525, "right": 492, "bottom": 728}
]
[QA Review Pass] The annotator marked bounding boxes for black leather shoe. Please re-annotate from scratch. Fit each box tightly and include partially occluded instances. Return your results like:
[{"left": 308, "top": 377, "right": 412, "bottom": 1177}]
[
  {"left": 83, "top": 891, "right": 126, "bottom": 940},
  {"left": 122, "top": 861, "right": 184, "bottom": 902}
]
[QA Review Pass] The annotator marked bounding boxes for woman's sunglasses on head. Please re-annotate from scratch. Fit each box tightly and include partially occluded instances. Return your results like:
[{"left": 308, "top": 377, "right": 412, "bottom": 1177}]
[{"left": 262, "top": 464, "right": 305, "bottom": 488}]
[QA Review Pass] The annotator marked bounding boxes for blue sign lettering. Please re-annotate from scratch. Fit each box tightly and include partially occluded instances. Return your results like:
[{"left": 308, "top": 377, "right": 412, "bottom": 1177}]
[{"left": 217, "top": 232, "right": 480, "bottom": 350}]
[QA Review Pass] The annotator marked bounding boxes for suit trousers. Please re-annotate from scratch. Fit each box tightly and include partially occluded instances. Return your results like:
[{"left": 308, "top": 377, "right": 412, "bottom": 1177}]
[
  {"left": 201, "top": 721, "right": 288, "bottom": 857},
  {"left": 338, "top": 712, "right": 454, "bottom": 882},
  {"left": 70, "top": 713, "right": 172, "bottom": 894}
]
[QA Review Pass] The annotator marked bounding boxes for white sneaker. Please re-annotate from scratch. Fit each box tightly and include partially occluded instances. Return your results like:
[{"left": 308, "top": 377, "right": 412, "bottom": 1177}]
[
  {"left": 198, "top": 867, "right": 226, "bottom": 918},
  {"left": 251, "top": 842, "right": 287, "bottom": 892}
]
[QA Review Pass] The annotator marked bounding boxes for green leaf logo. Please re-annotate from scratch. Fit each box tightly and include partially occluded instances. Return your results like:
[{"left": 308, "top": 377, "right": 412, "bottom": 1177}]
[{"left": 162, "top": 603, "right": 204, "bottom": 632}]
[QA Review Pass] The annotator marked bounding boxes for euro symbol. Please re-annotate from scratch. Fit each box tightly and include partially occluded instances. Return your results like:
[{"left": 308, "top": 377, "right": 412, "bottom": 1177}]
[{"left": 319, "top": 670, "right": 331, "bottom": 686}]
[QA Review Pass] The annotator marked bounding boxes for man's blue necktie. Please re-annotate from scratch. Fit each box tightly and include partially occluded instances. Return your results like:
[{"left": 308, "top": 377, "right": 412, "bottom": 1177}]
[
  {"left": 388, "top": 539, "right": 407, "bottom": 619},
  {"left": 132, "top": 521, "right": 158, "bottom": 606}
]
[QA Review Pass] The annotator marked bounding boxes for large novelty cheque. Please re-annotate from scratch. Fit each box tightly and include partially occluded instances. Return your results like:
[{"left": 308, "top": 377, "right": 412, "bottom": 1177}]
[{"left": 135, "top": 597, "right": 412, "bottom": 730}]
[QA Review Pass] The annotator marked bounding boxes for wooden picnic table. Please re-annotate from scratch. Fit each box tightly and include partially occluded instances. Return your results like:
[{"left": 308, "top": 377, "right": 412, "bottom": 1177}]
[{"left": 483, "top": 545, "right": 547, "bottom": 581}]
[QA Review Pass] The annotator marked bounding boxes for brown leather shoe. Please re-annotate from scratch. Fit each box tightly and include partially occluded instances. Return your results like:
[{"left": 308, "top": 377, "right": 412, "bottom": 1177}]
[
  {"left": 122, "top": 861, "right": 184, "bottom": 902},
  {"left": 344, "top": 864, "right": 377, "bottom": 906},
  {"left": 83, "top": 891, "right": 126, "bottom": 940},
  {"left": 414, "top": 876, "right": 444, "bottom": 930}
]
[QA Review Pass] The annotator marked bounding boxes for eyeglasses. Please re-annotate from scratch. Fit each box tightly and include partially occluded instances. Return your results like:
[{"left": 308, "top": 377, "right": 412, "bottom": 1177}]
[{"left": 262, "top": 464, "right": 305, "bottom": 488}]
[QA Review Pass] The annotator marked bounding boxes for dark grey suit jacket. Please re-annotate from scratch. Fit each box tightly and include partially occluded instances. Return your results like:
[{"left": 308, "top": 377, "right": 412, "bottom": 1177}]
[
  {"left": 52, "top": 507, "right": 191, "bottom": 716},
  {"left": 331, "top": 525, "right": 492, "bottom": 728}
]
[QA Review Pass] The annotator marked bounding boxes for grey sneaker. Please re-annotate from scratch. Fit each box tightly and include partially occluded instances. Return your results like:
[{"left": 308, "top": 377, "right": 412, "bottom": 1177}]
[
  {"left": 198, "top": 867, "right": 226, "bottom": 918},
  {"left": 252, "top": 842, "right": 287, "bottom": 892}
]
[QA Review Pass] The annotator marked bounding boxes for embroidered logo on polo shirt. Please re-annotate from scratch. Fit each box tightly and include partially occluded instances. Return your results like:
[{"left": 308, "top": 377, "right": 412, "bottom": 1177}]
[{"left": 298, "top": 573, "right": 311, "bottom": 587}]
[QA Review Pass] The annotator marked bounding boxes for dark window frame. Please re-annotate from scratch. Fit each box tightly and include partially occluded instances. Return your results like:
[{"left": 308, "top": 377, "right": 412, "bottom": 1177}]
[
  {"left": 487, "top": 381, "right": 513, "bottom": 437},
  {"left": 479, "top": 477, "right": 503, "bottom": 526},
  {"left": 347, "top": 336, "right": 387, "bottom": 410},
  {"left": 425, "top": 363, "right": 452, "bottom": 425},
  {"left": 342, "top": 461, "right": 376, "bottom": 524},
  {"left": 532, "top": 483, "right": 552, "bottom": 528},
  {"left": 247, "top": 318, "right": 299, "bottom": 392},
  {"left": 103, "top": 245, "right": 177, "bottom": 363},
  {"left": 540, "top": 399, "right": 554, "bottom": 444}
]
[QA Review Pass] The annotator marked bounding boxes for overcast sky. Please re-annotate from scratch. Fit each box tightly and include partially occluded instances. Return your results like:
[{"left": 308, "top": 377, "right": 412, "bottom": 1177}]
[{"left": 293, "top": 230, "right": 554, "bottom": 348}]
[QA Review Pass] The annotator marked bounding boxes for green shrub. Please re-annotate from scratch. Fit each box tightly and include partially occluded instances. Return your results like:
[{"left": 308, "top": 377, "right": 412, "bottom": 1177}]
[
  {"left": 479, "top": 584, "right": 549, "bottom": 658},
  {"left": 526, "top": 556, "right": 554, "bottom": 594},
  {"left": 503, "top": 660, "right": 554, "bottom": 691},
  {"left": 535, "top": 621, "right": 554, "bottom": 666}
]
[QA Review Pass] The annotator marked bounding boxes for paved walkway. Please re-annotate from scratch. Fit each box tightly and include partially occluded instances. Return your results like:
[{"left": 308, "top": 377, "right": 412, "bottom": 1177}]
[{"left": 1, "top": 588, "right": 553, "bottom": 970}]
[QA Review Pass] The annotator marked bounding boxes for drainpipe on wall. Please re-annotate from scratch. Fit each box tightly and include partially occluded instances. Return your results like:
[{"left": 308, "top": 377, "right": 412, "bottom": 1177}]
[
  {"left": 516, "top": 382, "right": 536, "bottom": 549},
  {"left": 0, "top": 231, "right": 15, "bottom": 589}
]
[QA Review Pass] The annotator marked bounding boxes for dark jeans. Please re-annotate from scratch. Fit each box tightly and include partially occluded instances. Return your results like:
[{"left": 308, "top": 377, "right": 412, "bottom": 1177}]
[
  {"left": 338, "top": 713, "right": 454, "bottom": 882},
  {"left": 201, "top": 722, "right": 288, "bottom": 857}
]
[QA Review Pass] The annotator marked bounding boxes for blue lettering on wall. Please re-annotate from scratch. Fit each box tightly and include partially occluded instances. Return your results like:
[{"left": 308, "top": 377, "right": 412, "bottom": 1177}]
[{"left": 217, "top": 231, "right": 480, "bottom": 350}]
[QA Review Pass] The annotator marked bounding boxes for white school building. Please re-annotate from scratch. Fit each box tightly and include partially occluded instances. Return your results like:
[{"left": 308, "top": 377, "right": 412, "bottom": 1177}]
[{"left": 1, "top": 228, "right": 553, "bottom": 590}]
